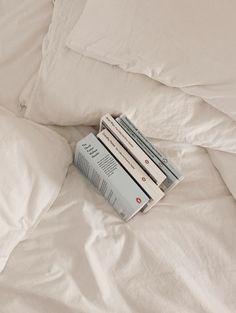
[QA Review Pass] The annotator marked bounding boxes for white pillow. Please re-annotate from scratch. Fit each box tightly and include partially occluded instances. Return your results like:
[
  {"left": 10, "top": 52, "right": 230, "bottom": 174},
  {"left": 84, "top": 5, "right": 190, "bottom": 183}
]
[
  {"left": 0, "top": 107, "right": 72, "bottom": 272},
  {"left": 0, "top": 0, "right": 53, "bottom": 114},
  {"left": 21, "top": 0, "right": 190, "bottom": 127},
  {"left": 21, "top": 0, "right": 236, "bottom": 154},
  {"left": 67, "top": 0, "right": 236, "bottom": 121}
]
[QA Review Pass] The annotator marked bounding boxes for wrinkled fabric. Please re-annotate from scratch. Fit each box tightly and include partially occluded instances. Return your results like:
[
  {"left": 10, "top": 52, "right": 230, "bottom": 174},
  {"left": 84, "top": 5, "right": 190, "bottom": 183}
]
[
  {"left": 0, "top": 107, "right": 72, "bottom": 272},
  {"left": 0, "top": 0, "right": 52, "bottom": 113},
  {"left": 67, "top": 0, "right": 236, "bottom": 121},
  {"left": 0, "top": 133, "right": 235, "bottom": 312}
]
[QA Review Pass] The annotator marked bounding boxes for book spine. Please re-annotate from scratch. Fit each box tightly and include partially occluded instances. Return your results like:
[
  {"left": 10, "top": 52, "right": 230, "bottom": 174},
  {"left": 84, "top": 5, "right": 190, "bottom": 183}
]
[
  {"left": 119, "top": 114, "right": 183, "bottom": 179},
  {"left": 100, "top": 114, "right": 166, "bottom": 186},
  {"left": 74, "top": 133, "right": 150, "bottom": 221},
  {"left": 116, "top": 117, "right": 178, "bottom": 191},
  {"left": 97, "top": 129, "right": 164, "bottom": 205}
]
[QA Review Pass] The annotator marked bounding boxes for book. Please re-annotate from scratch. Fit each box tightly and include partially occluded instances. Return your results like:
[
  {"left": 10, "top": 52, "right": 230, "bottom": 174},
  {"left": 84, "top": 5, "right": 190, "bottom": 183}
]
[
  {"left": 100, "top": 114, "right": 166, "bottom": 186},
  {"left": 97, "top": 129, "right": 164, "bottom": 212},
  {"left": 116, "top": 115, "right": 183, "bottom": 191},
  {"left": 119, "top": 114, "right": 183, "bottom": 179},
  {"left": 74, "top": 114, "right": 183, "bottom": 221},
  {"left": 75, "top": 133, "right": 150, "bottom": 221},
  {"left": 119, "top": 115, "right": 182, "bottom": 179}
]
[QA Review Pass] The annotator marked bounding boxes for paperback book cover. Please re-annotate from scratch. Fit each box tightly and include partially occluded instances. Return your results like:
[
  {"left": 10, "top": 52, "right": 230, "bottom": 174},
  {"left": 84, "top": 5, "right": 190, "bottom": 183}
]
[
  {"left": 119, "top": 115, "right": 182, "bottom": 179},
  {"left": 100, "top": 114, "right": 166, "bottom": 186},
  {"left": 116, "top": 115, "right": 183, "bottom": 192},
  {"left": 75, "top": 133, "right": 150, "bottom": 221},
  {"left": 97, "top": 129, "right": 164, "bottom": 212}
]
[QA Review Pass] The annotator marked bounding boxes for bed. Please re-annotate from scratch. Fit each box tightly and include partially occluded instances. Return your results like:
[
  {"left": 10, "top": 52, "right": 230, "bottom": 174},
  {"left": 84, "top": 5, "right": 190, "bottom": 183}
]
[{"left": 0, "top": 1, "right": 236, "bottom": 312}]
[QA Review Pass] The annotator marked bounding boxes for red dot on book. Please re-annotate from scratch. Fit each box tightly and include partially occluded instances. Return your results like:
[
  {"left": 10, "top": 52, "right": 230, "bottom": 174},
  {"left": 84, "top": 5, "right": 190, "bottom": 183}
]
[
  {"left": 136, "top": 197, "right": 142, "bottom": 204},
  {"left": 145, "top": 160, "right": 149, "bottom": 164}
]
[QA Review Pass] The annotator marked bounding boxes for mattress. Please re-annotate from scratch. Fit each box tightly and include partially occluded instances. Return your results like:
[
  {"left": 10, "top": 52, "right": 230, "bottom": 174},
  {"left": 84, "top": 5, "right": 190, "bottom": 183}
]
[{"left": 0, "top": 1, "right": 236, "bottom": 312}]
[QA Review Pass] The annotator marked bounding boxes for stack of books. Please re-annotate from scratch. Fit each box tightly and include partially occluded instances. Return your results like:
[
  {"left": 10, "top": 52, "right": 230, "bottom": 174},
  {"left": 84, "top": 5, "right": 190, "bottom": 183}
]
[{"left": 74, "top": 114, "right": 183, "bottom": 221}]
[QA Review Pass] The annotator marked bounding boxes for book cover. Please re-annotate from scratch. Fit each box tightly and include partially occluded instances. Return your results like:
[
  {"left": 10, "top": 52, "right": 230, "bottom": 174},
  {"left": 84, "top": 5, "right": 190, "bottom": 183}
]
[
  {"left": 100, "top": 114, "right": 166, "bottom": 186},
  {"left": 119, "top": 114, "right": 183, "bottom": 179},
  {"left": 75, "top": 133, "right": 150, "bottom": 221},
  {"left": 97, "top": 129, "right": 164, "bottom": 212},
  {"left": 116, "top": 116, "right": 183, "bottom": 191}
]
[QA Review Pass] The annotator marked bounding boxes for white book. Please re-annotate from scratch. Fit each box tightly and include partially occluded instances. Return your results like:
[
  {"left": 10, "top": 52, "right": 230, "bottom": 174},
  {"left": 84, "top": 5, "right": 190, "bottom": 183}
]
[
  {"left": 119, "top": 114, "right": 183, "bottom": 179},
  {"left": 97, "top": 129, "right": 164, "bottom": 212},
  {"left": 116, "top": 116, "right": 181, "bottom": 192},
  {"left": 100, "top": 114, "right": 166, "bottom": 186},
  {"left": 75, "top": 133, "right": 150, "bottom": 221}
]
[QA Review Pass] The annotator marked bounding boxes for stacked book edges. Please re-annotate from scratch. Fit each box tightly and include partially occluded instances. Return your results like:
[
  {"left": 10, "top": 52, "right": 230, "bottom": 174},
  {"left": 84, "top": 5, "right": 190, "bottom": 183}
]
[{"left": 74, "top": 114, "right": 183, "bottom": 222}]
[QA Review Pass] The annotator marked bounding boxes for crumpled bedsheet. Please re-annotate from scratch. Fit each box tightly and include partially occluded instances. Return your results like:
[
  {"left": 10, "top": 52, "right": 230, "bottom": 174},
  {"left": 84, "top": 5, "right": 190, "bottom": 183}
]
[{"left": 0, "top": 120, "right": 235, "bottom": 313}]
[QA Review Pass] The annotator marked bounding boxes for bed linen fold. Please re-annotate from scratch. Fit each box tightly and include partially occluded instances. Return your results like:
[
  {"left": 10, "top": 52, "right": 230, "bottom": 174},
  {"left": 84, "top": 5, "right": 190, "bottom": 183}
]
[{"left": 0, "top": 106, "right": 72, "bottom": 272}]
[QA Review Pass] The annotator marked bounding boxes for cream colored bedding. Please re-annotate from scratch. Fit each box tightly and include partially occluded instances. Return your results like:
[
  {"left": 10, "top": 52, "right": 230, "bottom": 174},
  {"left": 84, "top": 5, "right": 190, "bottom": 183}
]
[
  {"left": 0, "top": 1, "right": 236, "bottom": 312},
  {"left": 0, "top": 131, "right": 235, "bottom": 312}
]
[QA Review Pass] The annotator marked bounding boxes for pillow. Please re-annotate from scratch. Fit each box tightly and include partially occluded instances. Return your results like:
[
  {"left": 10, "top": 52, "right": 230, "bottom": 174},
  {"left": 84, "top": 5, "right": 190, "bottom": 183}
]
[
  {"left": 0, "top": 106, "right": 72, "bottom": 272},
  {"left": 22, "top": 0, "right": 236, "bottom": 153},
  {"left": 0, "top": 0, "right": 53, "bottom": 114},
  {"left": 67, "top": 0, "right": 236, "bottom": 121}
]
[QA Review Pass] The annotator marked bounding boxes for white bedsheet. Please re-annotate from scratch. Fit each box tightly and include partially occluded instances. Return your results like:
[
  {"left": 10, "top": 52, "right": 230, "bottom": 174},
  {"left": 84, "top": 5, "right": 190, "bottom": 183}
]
[
  {"left": 1, "top": 0, "right": 236, "bottom": 311},
  {"left": 0, "top": 124, "right": 235, "bottom": 312}
]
